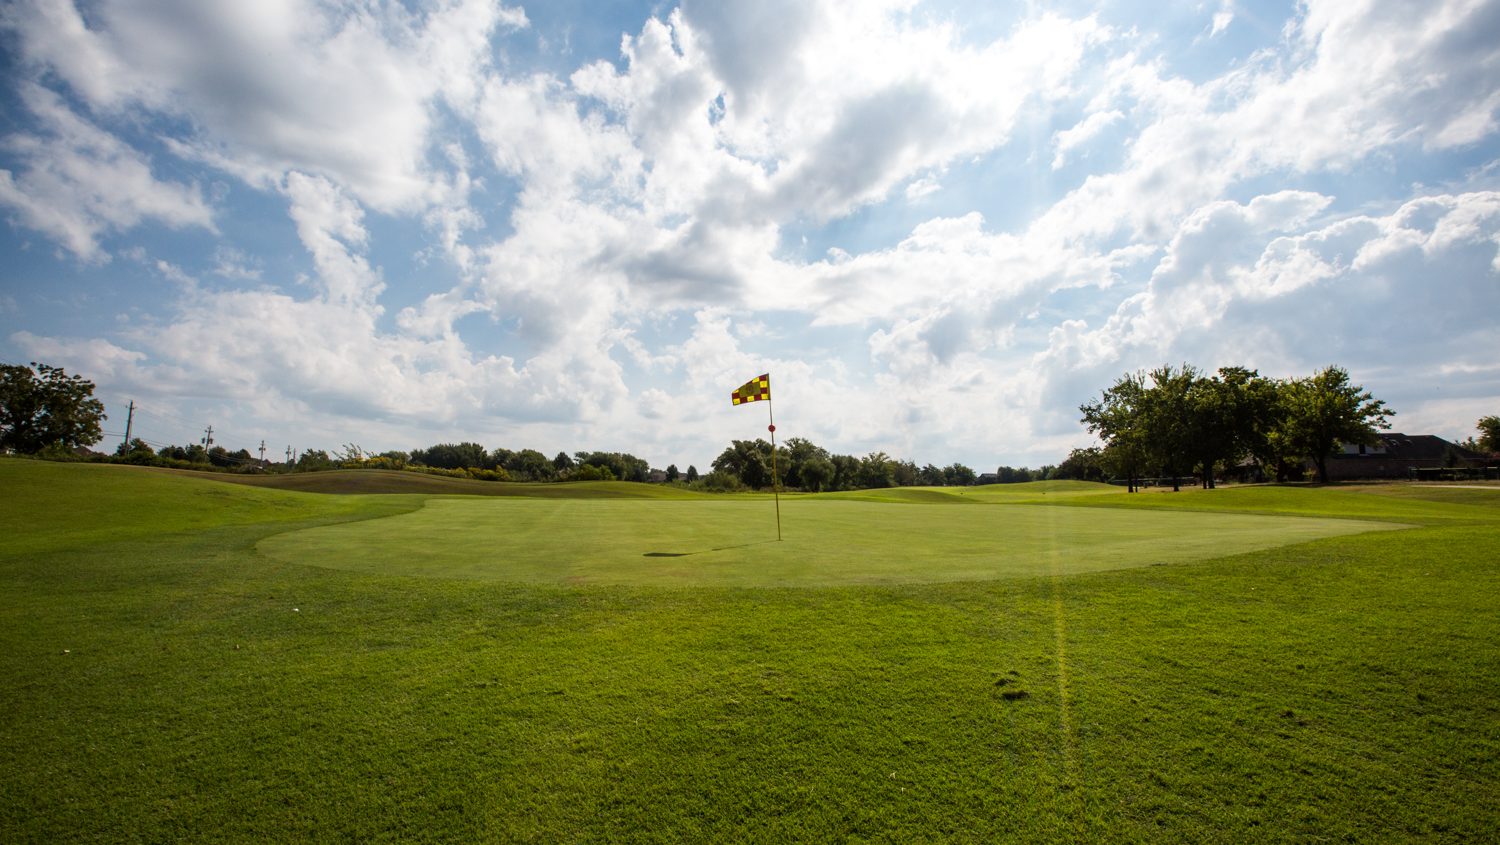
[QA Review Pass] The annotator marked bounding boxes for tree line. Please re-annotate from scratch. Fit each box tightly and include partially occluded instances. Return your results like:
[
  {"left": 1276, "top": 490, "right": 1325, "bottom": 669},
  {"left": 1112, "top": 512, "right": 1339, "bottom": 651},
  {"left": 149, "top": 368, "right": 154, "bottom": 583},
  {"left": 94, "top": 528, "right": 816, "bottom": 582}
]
[
  {"left": 707, "top": 438, "right": 991, "bottom": 492},
  {"left": 9, "top": 361, "right": 1494, "bottom": 491},
  {"left": 341, "top": 444, "right": 664, "bottom": 484},
  {"left": 1076, "top": 364, "right": 1393, "bottom": 490}
]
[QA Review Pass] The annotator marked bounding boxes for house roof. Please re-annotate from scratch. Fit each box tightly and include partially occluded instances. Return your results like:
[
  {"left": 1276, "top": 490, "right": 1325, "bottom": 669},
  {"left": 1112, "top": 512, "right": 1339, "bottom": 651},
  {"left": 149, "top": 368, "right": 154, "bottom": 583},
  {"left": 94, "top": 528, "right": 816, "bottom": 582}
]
[{"left": 1367, "top": 433, "right": 1487, "bottom": 462}]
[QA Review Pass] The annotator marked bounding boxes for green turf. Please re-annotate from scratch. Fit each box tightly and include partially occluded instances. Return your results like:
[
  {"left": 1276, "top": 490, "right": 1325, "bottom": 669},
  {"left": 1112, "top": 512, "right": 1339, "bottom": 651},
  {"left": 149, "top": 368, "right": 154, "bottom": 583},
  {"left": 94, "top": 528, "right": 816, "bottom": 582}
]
[
  {"left": 2, "top": 459, "right": 1497, "bottom": 842},
  {"left": 258, "top": 496, "right": 1403, "bottom": 586},
  {"left": 1051, "top": 482, "right": 1500, "bottom": 523},
  {"left": 0, "top": 459, "right": 392, "bottom": 555}
]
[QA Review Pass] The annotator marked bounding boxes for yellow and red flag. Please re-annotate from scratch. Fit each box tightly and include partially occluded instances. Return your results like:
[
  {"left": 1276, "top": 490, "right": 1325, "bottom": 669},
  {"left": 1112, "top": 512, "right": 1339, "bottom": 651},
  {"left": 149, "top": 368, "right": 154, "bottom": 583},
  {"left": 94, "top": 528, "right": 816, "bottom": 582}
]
[{"left": 731, "top": 373, "right": 770, "bottom": 406}]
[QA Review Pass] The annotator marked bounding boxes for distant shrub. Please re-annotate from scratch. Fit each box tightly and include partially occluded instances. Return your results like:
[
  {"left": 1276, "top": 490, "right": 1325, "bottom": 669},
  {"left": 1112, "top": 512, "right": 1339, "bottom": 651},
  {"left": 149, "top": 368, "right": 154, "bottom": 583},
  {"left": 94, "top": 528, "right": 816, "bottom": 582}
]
[
  {"left": 691, "top": 470, "right": 746, "bottom": 493},
  {"left": 465, "top": 467, "right": 510, "bottom": 482},
  {"left": 566, "top": 464, "right": 616, "bottom": 482}
]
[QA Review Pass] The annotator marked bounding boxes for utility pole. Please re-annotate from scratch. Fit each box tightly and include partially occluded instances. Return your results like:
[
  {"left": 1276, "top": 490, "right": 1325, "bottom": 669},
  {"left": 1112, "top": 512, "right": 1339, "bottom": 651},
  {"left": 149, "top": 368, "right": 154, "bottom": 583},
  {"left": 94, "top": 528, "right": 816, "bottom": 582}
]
[
  {"left": 202, "top": 425, "right": 214, "bottom": 448},
  {"left": 259, "top": 440, "right": 266, "bottom": 463},
  {"left": 285, "top": 445, "right": 292, "bottom": 464},
  {"left": 122, "top": 401, "right": 135, "bottom": 448}
]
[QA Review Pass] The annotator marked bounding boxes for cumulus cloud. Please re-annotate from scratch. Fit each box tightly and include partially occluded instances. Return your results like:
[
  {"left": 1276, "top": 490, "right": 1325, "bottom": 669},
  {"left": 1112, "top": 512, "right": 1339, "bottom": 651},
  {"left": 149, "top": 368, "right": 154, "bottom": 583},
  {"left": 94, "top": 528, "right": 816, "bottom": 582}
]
[
  {"left": 1038, "top": 0, "right": 1500, "bottom": 246},
  {"left": 1037, "top": 191, "right": 1500, "bottom": 426},
  {"left": 1052, "top": 109, "right": 1123, "bottom": 169},
  {"left": 3, "top": 0, "right": 1497, "bottom": 466},
  {"left": 1, "top": 0, "right": 526, "bottom": 212},
  {"left": 0, "top": 84, "right": 214, "bottom": 260}
]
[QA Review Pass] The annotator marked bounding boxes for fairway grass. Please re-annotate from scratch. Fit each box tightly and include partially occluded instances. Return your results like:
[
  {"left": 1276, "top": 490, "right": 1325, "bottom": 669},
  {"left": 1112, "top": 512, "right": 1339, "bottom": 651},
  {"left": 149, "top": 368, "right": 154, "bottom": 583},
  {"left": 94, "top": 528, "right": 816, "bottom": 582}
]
[
  {"left": 258, "top": 496, "right": 1404, "bottom": 586},
  {"left": 3, "top": 460, "right": 1497, "bottom": 843}
]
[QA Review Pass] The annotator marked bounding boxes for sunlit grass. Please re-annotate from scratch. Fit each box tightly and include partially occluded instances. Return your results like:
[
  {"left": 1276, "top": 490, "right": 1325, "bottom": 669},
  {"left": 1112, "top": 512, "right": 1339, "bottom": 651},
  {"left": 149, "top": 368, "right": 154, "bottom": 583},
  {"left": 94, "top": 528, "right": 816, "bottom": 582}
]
[{"left": 2, "top": 460, "right": 1496, "bottom": 842}]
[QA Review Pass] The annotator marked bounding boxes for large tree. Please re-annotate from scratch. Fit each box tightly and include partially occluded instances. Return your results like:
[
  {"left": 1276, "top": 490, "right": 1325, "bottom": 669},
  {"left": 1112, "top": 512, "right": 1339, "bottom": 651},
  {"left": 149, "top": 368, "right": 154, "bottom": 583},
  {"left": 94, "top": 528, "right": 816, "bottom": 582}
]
[
  {"left": 0, "top": 362, "right": 106, "bottom": 454},
  {"left": 1186, "top": 367, "right": 1283, "bottom": 488},
  {"left": 412, "top": 442, "right": 488, "bottom": 469},
  {"left": 712, "top": 439, "right": 773, "bottom": 489},
  {"left": 1138, "top": 364, "right": 1199, "bottom": 491},
  {"left": 1080, "top": 370, "right": 1150, "bottom": 492},
  {"left": 1476, "top": 416, "right": 1500, "bottom": 453},
  {"left": 1054, "top": 447, "right": 1106, "bottom": 482},
  {"left": 1280, "top": 366, "right": 1393, "bottom": 483}
]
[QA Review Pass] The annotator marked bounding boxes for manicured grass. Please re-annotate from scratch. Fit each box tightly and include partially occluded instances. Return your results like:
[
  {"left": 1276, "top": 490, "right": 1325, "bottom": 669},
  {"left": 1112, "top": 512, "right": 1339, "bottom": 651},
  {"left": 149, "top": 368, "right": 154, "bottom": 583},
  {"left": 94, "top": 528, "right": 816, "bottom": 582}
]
[
  {"left": 2, "top": 460, "right": 1497, "bottom": 842},
  {"left": 1051, "top": 482, "right": 1500, "bottom": 523},
  {"left": 258, "top": 496, "right": 1401, "bottom": 586},
  {"left": 0, "top": 459, "right": 394, "bottom": 555}
]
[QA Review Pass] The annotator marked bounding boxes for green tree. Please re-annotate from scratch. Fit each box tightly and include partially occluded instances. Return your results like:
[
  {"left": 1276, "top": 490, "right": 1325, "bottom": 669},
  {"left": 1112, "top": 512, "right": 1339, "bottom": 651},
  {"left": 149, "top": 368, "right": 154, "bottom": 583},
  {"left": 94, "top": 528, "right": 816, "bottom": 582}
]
[
  {"left": 685, "top": 464, "right": 699, "bottom": 482},
  {"left": 1220, "top": 367, "right": 1288, "bottom": 481},
  {"left": 1139, "top": 364, "right": 1198, "bottom": 491},
  {"left": 1081, "top": 370, "right": 1149, "bottom": 492},
  {"left": 712, "top": 440, "right": 773, "bottom": 489},
  {"left": 942, "top": 463, "right": 976, "bottom": 486},
  {"left": 412, "top": 442, "right": 488, "bottom": 469},
  {"left": 0, "top": 362, "right": 107, "bottom": 454},
  {"left": 115, "top": 437, "right": 157, "bottom": 463},
  {"left": 1184, "top": 366, "right": 1290, "bottom": 486},
  {"left": 829, "top": 454, "right": 860, "bottom": 491},
  {"left": 780, "top": 437, "right": 828, "bottom": 490},
  {"left": 1279, "top": 366, "right": 1393, "bottom": 483},
  {"left": 569, "top": 463, "right": 615, "bottom": 482},
  {"left": 665, "top": 464, "right": 680, "bottom": 482},
  {"left": 506, "top": 449, "right": 554, "bottom": 481},
  {"left": 799, "top": 456, "right": 834, "bottom": 492},
  {"left": 995, "top": 466, "right": 1031, "bottom": 484},
  {"left": 892, "top": 459, "right": 919, "bottom": 487},
  {"left": 1054, "top": 447, "right": 1105, "bottom": 482},
  {"left": 295, "top": 449, "right": 334, "bottom": 471},
  {"left": 489, "top": 448, "right": 516, "bottom": 471},
  {"left": 576, "top": 451, "right": 649, "bottom": 483},
  {"left": 1476, "top": 416, "right": 1500, "bottom": 453},
  {"left": 857, "top": 452, "right": 895, "bottom": 489}
]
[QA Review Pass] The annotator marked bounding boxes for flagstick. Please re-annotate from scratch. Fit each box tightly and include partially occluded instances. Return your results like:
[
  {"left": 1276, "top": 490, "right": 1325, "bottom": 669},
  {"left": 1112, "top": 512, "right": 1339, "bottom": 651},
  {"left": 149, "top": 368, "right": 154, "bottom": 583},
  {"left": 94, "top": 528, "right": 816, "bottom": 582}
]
[{"left": 767, "top": 398, "right": 782, "bottom": 541}]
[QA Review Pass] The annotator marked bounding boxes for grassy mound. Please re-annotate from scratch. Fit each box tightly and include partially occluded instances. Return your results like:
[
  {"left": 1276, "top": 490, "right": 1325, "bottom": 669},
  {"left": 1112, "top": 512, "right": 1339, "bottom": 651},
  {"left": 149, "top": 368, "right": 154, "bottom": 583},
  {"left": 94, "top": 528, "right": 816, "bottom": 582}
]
[
  {"left": 163, "top": 466, "right": 708, "bottom": 499},
  {"left": 0, "top": 459, "right": 391, "bottom": 555}
]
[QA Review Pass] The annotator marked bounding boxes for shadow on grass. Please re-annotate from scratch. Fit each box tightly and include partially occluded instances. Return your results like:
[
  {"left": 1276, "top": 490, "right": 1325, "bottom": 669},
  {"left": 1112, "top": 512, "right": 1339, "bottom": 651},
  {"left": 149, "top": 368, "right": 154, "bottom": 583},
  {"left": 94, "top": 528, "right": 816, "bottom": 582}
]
[{"left": 644, "top": 539, "right": 781, "bottom": 558}]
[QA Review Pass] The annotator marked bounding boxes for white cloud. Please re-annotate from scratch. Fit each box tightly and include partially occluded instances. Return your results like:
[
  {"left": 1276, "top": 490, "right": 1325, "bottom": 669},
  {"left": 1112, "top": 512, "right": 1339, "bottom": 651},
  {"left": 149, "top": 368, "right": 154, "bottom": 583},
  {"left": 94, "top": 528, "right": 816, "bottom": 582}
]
[
  {"left": 0, "top": 84, "right": 214, "bottom": 260},
  {"left": 1209, "top": 1, "right": 1235, "bottom": 37},
  {"left": 1036, "top": 0, "right": 1500, "bottom": 247},
  {"left": 3, "top": 0, "right": 1498, "bottom": 468},
  {"left": 2, "top": 0, "right": 526, "bottom": 212},
  {"left": 1052, "top": 109, "right": 1122, "bottom": 169},
  {"left": 282, "top": 172, "right": 382, "bottom": 308},
  {"left": 1037, "top": 191, "right": 1500, "bottom": 423}
]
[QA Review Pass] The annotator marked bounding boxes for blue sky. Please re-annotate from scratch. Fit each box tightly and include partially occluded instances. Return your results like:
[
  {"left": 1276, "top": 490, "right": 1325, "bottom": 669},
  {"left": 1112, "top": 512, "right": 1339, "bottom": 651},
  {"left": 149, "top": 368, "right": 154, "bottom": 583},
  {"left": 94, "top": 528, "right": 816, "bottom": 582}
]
[{"left": 1, "top": 0, "right": 1497, "bottom": 471}]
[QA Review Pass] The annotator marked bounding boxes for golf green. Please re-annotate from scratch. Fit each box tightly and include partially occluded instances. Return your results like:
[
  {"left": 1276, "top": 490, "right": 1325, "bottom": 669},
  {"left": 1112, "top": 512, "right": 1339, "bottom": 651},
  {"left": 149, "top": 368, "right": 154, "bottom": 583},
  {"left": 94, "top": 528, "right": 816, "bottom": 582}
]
[{"left": 258, "top": 497, "right": 1405, "bottom": 586}]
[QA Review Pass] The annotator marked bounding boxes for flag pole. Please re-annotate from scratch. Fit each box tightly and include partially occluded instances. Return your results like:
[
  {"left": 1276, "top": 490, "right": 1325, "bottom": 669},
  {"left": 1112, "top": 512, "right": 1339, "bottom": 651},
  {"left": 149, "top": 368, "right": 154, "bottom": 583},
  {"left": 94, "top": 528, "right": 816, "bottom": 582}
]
[{"left": 767, "top": 395, "right": 782, "bottom": 541}]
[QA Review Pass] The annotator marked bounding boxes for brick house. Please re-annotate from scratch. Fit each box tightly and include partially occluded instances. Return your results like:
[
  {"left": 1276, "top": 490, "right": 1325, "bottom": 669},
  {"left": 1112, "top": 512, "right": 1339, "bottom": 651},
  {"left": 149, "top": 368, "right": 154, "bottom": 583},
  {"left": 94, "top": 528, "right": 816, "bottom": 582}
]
[{"left": 1321, "top": 433, "right": 1492, "bottom": 481}]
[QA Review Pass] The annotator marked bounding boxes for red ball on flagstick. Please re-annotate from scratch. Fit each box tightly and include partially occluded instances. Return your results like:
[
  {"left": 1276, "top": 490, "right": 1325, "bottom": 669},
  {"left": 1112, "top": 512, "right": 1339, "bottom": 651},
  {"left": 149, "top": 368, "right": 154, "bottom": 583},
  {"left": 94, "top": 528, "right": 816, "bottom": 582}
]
[{"left": 768, "top": 424, "right": 776, "bottom": 433}]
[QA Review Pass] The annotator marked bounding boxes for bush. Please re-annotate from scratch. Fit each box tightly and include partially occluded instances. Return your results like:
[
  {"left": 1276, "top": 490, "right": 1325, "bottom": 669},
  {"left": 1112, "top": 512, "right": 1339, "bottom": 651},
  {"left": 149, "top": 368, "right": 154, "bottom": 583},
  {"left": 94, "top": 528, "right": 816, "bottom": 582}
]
[
  {"left": 691, "top": 470, "right": 746, "bottom": 493},
  {"left": 566, "top": 464, "right": 616, "bottom": 482}
]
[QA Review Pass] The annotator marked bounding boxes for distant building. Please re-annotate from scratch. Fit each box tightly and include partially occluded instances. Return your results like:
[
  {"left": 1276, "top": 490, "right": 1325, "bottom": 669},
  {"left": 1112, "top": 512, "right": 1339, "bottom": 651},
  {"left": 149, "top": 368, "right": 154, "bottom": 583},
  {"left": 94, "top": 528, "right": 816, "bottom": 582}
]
[
  {"left": 1321, "top": 433, "right": 1491, "bottom": 481},
  {"left": 976, "top": 473, "right": 1000, "bottom": 485}
]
